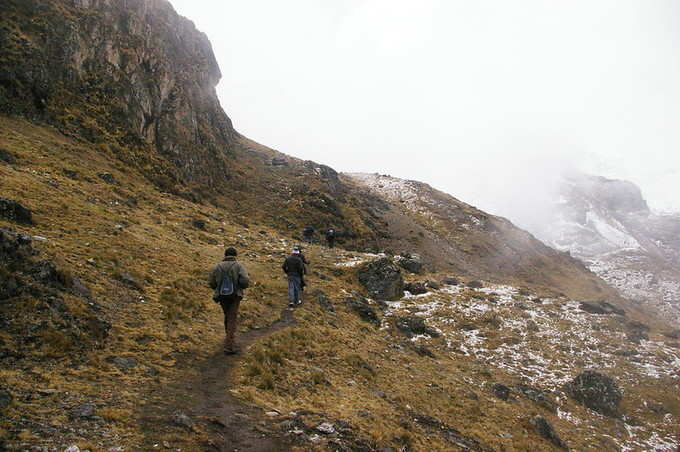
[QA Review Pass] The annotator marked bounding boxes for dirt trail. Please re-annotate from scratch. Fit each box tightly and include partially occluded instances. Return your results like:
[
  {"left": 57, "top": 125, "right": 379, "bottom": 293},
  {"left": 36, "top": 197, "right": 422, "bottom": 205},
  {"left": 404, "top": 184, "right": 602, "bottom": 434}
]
[{"left": 139, "top": 307, "right": 296, "bottom": 452}]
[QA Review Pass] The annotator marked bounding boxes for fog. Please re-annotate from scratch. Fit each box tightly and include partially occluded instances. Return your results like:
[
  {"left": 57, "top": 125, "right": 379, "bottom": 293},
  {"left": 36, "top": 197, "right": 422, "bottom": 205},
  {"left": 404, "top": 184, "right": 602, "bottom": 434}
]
[{"left": 169, "top": 0, "right": 680, "bottom": 229}]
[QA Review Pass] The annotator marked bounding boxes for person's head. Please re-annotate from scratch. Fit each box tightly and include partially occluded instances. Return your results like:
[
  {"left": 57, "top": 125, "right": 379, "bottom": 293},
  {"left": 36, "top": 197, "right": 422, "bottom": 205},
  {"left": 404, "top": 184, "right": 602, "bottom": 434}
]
[
  {"left": 224, "top": 247, "right": 237, "bottom": 258},
  {"left": 292, "top": 248, "right": 300, "bottom": 255}
]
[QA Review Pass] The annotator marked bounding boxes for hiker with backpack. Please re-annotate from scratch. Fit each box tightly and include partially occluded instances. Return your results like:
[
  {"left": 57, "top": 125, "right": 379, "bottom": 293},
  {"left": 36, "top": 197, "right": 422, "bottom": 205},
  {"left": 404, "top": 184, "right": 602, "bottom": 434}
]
[
  {"left": 325, "top": 228, "right": 336, "bottom": 248},
  {"left": 282, "top": 247, "right": 305, "bottom": 307},
  {"left": 209, "top": 247, "right": 250, "bottom": 355},
  {"left": 303, "top": 226, "right": 315, "bottom": 244}
]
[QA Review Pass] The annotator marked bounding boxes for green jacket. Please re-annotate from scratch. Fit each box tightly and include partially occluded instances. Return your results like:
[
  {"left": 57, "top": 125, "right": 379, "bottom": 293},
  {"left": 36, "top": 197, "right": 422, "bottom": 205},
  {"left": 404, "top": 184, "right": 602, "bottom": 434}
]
[{"left": 209, "top": 256, "right": 250, "bottom": 299}]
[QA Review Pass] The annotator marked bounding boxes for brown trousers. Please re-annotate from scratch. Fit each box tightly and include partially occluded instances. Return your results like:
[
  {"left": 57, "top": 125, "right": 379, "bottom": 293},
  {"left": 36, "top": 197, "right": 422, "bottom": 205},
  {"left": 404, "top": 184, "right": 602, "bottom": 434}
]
[{"left": 219, "top": 295, "right": 242, "bottom": 350}]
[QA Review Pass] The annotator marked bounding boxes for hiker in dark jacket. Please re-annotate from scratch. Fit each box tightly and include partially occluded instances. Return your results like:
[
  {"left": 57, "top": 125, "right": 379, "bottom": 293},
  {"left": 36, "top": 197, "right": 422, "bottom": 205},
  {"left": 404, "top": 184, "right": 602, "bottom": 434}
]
[
  {"left": 325, "top": 228, "right": 336, "bottom": 248},
  {"left": 294, "top": 246, "right": 310, "bottom": 292},
  {"left": 282, "top": 248, "right": 305, "bottom": 307},
  {"left": 209, "top": 247, "right": 250, "bottom": 355},
  {"left": 303, "top": 226, "right": 315, "bottom": 244}
]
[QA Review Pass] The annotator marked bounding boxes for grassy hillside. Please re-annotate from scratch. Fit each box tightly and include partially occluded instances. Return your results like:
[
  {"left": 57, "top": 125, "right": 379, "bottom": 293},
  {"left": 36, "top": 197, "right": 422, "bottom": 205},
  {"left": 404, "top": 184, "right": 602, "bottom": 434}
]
[{"left": 1, "top": 116, "right": 678, "bottom": 451}]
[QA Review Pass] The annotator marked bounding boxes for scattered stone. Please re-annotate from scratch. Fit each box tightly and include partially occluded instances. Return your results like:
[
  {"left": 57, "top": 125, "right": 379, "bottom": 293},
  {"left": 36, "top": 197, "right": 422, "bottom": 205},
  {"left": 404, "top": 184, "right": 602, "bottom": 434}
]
[
  {"left": 64, "top": 446, "right": 80, "bottom": 452},
  {"left": 172, "top": 411, "right": 194, "bottom": 429},
  {"left": 397, "top": 254, "right": 423, "bottom": 274},
  {"left": 271, "top": 157, "right": 288, "bottom": 166},
  {"left": 0, "top": 148, "right": 14, "bottom": 163},
  {"left": 425, "top": 280, "right": 440, "bottom": 290},
  {"left": 404, "top": 282, "right": 428, "bottom": 295},
  {"left": 515, "top": 385, "right": 556, "bottom": 412},
  {"left": 579, "top": 301, "right": 625, "bottom": 316},
  {"left": 31, "top": 235, "right": 47, "bottom": 242},
  {"left": 466, "top": 280, "right": 484, "bottom": 289},
  {"left": 191, "top": 219, "right": 206, "bottom": 230},
  {"left": 396, "top": 316, "right": 440, "bottom": 338},
  {"left": 308, "top": 434, "right": 323, "bottom": 443},
  {"left": 63, "top": 169, "right": 79, "bottom": 179},
  {"left": 441, "top": 277, "right": 460, "bottom": 286},
  {"left": 115, "top": 272, "right": 143, "bottom": 291},
  {"left": 70, "top": 403, "right": 96, "bottom": 419},
  {"left": 106, "top": 356, "right": 138, "bottom": 371},
  {"left": 345, "top": 297, "right": 380, "bottom": 326},
  {"left": 97, "top": 172, "right": 116, "bottom": 184},
  {"left": 316, "top": 422, "right": 335, "bottom": 434},
  {"left": 313, "top": 290, "right": 335, "bottom": 313},
  {"left": 529, "top": 415, "right": 568, "bottom": 450},
  {"left": 491, "top": 383, "right": 511, "bottom": 401},
  {"left": 565, "top": 370, "right": 622, "bottom": 418},
  {"left": 0, "top": 198, "right": 34, "bottom": 224},
  {"left": 410, "top": 343, "right": 436, "bottom": 358},
  {"left": 0, "top": 389, "right": 12, "bottom": 410},
  {"left": 357, "top": 257, "right": 404, "bottom": 300},
  {"left": 265, "top": 411, "right": 280, "bottom": 417}
]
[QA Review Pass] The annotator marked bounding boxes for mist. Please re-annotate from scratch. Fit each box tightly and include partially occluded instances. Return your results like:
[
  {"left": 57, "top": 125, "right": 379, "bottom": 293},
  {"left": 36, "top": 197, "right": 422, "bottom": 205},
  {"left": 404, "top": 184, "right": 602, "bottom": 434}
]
[{"left": 168, "top": 0, "right": 680, "bottom": 222}]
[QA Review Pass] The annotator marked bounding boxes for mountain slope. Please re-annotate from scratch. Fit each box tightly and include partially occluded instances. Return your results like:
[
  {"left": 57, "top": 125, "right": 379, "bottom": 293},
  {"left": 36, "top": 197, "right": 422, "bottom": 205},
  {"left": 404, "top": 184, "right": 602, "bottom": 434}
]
[
  {"left": 535, "top": 174, "right": 680, "bottom": 326},
  {"left": 1, "top": 1, "right": 679, "bottom": 451}
]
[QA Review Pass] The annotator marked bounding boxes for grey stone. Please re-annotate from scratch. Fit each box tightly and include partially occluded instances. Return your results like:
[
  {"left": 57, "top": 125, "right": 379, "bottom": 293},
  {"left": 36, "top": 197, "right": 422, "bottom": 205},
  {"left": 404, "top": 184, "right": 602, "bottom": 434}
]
[
  {"left": 106, "top": 356, "right": 138, "bottom": 371},
  {"left": 565, "top": 371, "right": 622, "bottom": 418},
  {"left": 172, "top": 411, "right": 194, "bottom": 429},
  {"left": 316, "top": 422, "right": 335, "bottom": 434},
  {"left": 529, "top": 415, "right": 568, "bottom": 449},
  {"left": 396, "top": 316, "right": 440, "bottom": 338},
  {"left": 357, "top": 257, "right": 404, "bottom": 300},
  {"left": 70, "top": 403, "right": 96, "bottom": 419},
  {"left": 491, "top": 383, "right": 510, "bottom": 401},
  {"left": 0, "top": 198, "right": 33, "bottom": 224},
  {"left": 0, "top": 389, "right": 12, "bottom": 410},
  {"left": 345, "top": 297, "right": 380, "bottom": 326}
]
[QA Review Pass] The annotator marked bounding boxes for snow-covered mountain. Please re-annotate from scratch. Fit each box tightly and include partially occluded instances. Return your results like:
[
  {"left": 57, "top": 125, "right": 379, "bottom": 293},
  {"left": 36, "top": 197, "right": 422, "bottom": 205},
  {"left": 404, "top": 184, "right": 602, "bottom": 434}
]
[{"left": 537, "top": 174, "right": 680, "bottom": 325}]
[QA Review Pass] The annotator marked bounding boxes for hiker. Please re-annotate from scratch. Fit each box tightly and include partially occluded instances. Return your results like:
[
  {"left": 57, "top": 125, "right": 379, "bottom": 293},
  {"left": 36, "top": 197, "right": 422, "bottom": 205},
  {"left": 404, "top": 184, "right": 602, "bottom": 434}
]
[
  {"left": 325, "top": 227, "right": 336, "bottom": 248},
  {"left": 209, "top": 247, "right": 250, "bottom": 355},
  {"left": 303, "top": 226, "right": 315, "bottom": 244},
  {"left": 294, "top": 245, "right": 310, "bottom": 291},
  {"left": 282, "top": 247, "right": 305, "bottom": 307}
]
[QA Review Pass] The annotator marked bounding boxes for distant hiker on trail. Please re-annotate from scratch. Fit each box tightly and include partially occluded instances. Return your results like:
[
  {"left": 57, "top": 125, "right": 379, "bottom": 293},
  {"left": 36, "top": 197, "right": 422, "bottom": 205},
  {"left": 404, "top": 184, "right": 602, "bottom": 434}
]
[
  {"left": 282, "top": 247, "right": 305, "bottom": 307},
  {"left": 325, "top": 228, "right": 336, "bottom": 248},
  {"left": 209, "top": 247, "right": 250, "bottom": 355},
  {"left": 303, "top": 226, "right": 315, "bottom": 244}
]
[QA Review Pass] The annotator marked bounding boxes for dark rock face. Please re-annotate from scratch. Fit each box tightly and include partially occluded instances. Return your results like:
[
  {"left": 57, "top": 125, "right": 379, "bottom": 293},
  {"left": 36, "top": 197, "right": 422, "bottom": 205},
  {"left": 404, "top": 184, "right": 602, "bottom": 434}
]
[
  {"left": 345, "top": 297, "right": 379, "bottom": 326},
  {"left": 0, "top": 0, "right": 236, "bottom": 190},
  {"left": 395, "top": 316, "right": 440, "bottom": 338},
  {"left": 97, "top": 172, "right": 117, "bottom": 185},
  {"left": 565, "top": 371, "right": 622, "bottom": 418},
  {"left": 357, "top": 257, "right": 404, "bottom": 300},
  {"left": 312, "top": 290, "right": 335, "bottom": 313},
  {"left": 0, "top": 198, "right": 33, "bottom": 224},
  {"left": 466, "top": 280, "right": 484, "bottom": 289},
  {"left": 579, "top": 301, "right": 625, "bottom": 316},
  {"left": 529, "top": 415, "right": 568, "bottom": 450},
  {"left": 0, "top": 149, "right": 14, "bottom": 163}
]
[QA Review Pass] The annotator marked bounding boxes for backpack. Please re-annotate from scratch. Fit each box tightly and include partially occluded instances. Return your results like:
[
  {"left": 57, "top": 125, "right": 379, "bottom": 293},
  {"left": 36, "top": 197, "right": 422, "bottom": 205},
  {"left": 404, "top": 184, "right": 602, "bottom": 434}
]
[{"left": 214, "top": 262, "right": 238, "bottom": 302}]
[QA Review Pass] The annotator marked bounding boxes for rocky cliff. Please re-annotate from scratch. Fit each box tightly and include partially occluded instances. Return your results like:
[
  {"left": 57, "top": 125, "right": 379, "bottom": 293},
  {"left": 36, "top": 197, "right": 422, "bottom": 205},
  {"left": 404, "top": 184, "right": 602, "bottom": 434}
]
[
  {"left": 535, "top": 173, "right": 680, "bottom": 325},
  {"left": 1, "top": 0, "right": 235, "bottom": 191}
]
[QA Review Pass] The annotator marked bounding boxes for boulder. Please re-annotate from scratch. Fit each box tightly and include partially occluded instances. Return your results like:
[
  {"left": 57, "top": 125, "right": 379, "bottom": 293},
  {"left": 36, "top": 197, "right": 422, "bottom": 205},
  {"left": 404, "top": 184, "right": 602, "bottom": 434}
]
[
  {"left": 565, "top": 371, "right": 622, "bottom": 417},
  {"left": 396, "top": 316, "right": 440, "bottom": 338},
  {"left": 97, "top": 172, "right": 117, "bottom": 184},
  {"left": 0, "top": 198, "right": 33, "bottom": 224},
  {"left": 313, "top": 290, "right": 335, "bottom": 313},
  {"left": 516, "top": 385, "right": 556, "bottom": 412},
  {"left": 466, "top": 280, "right": 484, "bottom": 289},
  {"left": 0, "top": 148, "right": 14, "bottom": 163},
  {"left": 70, "top": 403, "right": 96, "bottom": 419},
  {"left": 529, "top": 415, "right": 568, "bottom": 450},
  {"left": 345, "top": 297, "right": 380, "bottom": 326},
  {"left": 357, "top": 257, "right": 404, "bottom": 300},
  {"left": 271, "top": 157, "right": 288, "bottom": 166},
  {"left": 404, "top": 282, "right": 428, "bottom": 295},
  {"left": 579, "top": 301, "right": 625, "bottom": 316},
  {"left": 441, "top": 277, "right": 460, "bottom": 286},
  {"left": 397, "top": 254, "right": 423, "bottom": 274}
]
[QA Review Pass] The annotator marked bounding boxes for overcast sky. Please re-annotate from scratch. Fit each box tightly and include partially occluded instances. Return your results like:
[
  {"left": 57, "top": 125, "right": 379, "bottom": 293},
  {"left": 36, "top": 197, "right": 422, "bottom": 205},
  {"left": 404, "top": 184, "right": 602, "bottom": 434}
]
[{"left": 170, "top": 0, "right": 679, "bottom": 222}]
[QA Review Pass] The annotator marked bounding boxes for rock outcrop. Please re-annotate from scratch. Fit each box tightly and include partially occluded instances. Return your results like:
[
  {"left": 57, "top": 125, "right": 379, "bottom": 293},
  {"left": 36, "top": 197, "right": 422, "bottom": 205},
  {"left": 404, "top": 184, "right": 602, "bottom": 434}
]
[
  {"left": 357, "top": 257, "right": 404, "bottom": 301},
  {"left": 1, "top": 0, "right": 235, "bottom": 191},
  {"left": 565, "top": 370, "right": 622, "bottom": 418}
]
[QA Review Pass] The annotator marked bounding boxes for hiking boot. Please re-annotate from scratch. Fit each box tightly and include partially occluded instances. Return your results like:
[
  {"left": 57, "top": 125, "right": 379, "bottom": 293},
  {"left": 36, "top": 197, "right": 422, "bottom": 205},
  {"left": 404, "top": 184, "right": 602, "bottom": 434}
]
[{"left": 289, "top": 301, "right": 295, "bottom": 307}]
